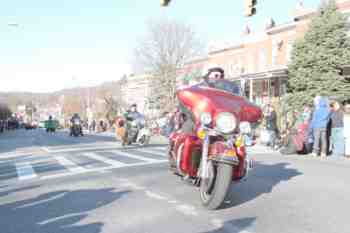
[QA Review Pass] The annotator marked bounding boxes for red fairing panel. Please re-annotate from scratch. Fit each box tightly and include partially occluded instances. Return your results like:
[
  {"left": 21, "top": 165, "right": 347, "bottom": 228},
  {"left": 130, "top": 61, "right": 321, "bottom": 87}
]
[{"left": 177, "top": 86, "right": 262, "bottom": 125}]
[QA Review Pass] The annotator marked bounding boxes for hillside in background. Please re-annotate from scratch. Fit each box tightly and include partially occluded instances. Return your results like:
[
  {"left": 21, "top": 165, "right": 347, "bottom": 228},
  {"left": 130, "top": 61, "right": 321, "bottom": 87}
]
[{"left": 0, "top": 81, "right": 122, "bottom": 113}]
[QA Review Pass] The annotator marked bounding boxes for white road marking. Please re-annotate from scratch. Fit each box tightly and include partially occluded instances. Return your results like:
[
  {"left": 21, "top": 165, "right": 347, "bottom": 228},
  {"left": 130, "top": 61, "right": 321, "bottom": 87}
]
[
  {"left": 136, "top": 148, "right": 167, "bottom": 157},
  {"left": 38, "top": 212, "right": 86, "bottom": 225},
  {"left": 175, "top": 204, "right": 198, "bottom": 216},
  {"left": 55, "top": 156, "right": 87, "bottom": 173},
  {"left": 15, "top": 162, "right": 38, "bottom": 180},
  {"left": 83, "top": 152, "right": 127, "bottom": 167},
  {"left": 109, "top": 150, "right": 165, "bottom": 162},
  {"left": 211, "top": 219, "right": 255, "bottom": 233},
  {"left": 40, "top": 160, "right": 166, "bottom": 181},
  {"left": 15, "top": 192, "right": 67, "bottom": 209},
  {"left": 168, "top": 200, "right": 178, "bottom": 204},
  {"left": 41, "top": 147, "right": 50, "bottom": 153},
  {"left": 151, "top": 146, "right": 167, "bottom": 151},
  {"left": 0, "top": 152, "right": 33, "bottom": 161},
  {"left": 119, "top": 181, "right": 146, "bottom": 190},
  {"left": 145, "top": 190, "right": 168, "bottom": 200}
]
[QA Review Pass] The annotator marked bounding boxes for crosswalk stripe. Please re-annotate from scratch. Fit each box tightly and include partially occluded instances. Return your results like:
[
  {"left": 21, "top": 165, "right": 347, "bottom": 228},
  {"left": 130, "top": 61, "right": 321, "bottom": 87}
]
[
  {"left": 15, "top": 162, "right": 38, "bottom": 180},
  {"left": 136, "top": 148, "right": 167, "bottom": 157},
  {"left": 152, "top": 146, "right": 167, "bottom": 151},
  {"left": 83, "top": 152, "right": 127, "bottom": 167},
  {"left": 109, "top": 150, "right": 161, "bottom": 162},
  {"left": 55, "top": 156, "right": 87, "bottom": 173}
]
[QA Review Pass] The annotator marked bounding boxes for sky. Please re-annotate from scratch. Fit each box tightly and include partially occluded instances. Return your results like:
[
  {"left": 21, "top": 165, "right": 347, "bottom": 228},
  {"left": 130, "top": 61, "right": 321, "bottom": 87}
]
[{"left": 0, "top": 0, "right": 321, "bottom": 93}]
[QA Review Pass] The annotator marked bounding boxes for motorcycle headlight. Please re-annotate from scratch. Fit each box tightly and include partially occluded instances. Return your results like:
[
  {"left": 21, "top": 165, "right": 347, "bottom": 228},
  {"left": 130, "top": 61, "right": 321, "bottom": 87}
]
[
  {"left": 216, "top": 112, "right": 237, "bottom": 134},
  {"left": 131, "top": 121, "right": 138, "bottom": 127},
  {"left": 239, "top": 121, "right": 251, "bottom": 134},
  {"left": 200, "top": 112, "right": 212, "bottom": 125}
]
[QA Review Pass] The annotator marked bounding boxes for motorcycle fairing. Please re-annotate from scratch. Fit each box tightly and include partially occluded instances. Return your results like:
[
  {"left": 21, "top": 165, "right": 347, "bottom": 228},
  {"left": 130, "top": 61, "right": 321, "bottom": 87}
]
[{"left": 177, "top": 85, "right": 262, "bottom": 125}]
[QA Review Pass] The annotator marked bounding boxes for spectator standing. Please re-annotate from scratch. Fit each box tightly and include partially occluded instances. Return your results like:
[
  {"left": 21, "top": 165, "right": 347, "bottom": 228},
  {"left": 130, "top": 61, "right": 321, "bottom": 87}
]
[
  {"left": 265, "top": 104, "right": 278, "bottom": 149},
  {"left": 91, "top": 119, "right": 96, "bottom": 132},
  {"left": 329, "top": 101, "right": 345, "bottom": 157},
  {"left": 344, "top": 103, "right": 350, "bottom": 158},
  {"left": 310, "top": 96, "right": 331, "bottom": 157}
]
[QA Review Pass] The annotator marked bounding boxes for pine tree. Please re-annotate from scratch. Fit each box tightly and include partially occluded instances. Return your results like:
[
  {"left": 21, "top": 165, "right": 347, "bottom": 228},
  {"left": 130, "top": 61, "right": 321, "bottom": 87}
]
[{"left": 286, "top": 0, "right": 350, "bottom": 111}]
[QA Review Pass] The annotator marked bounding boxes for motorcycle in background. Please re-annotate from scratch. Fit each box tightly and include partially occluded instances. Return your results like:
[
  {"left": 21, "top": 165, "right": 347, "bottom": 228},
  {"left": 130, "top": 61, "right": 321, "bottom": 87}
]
[
  {"left": 116, "top": 115, "right": 151, "bottom": 146},
  {"left": 70, "top": 118, "right": 83, "bottom": 137},
  {"left": 168, "top": 79, "right": 262, "bottom": 210}
]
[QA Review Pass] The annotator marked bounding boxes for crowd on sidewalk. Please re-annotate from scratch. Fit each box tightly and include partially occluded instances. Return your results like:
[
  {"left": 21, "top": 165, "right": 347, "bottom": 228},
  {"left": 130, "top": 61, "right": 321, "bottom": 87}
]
[
  {"left": 261, "top": 96, "right": 350, "bottom": 158},
  {"left": 0, "top": 118, "right": 19, "bottom": 133}
]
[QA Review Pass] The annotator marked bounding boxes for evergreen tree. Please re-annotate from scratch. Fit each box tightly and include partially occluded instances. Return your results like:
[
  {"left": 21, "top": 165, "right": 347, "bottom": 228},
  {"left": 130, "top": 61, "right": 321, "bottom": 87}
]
[{"left": 287, "top": 0, "right": 350, "bottom": 111}]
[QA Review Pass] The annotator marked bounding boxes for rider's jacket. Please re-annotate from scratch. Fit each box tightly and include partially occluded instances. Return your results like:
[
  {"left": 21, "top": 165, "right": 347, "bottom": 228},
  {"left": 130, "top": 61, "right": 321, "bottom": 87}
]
[{"left": 124, "top": 111, "right": 142, "bottom": 122}]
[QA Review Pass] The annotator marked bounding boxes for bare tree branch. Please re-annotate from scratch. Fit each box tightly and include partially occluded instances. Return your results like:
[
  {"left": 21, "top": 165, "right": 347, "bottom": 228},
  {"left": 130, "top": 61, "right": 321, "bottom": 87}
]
[{"left": 133, "top": 19, "right": 203, "bottom": 111}]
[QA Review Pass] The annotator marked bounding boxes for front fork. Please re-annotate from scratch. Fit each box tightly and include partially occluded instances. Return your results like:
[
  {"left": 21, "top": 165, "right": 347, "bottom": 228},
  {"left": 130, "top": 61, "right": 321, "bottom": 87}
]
[{"left": 200, "top": 134, "right": 210, "bottom": 179}]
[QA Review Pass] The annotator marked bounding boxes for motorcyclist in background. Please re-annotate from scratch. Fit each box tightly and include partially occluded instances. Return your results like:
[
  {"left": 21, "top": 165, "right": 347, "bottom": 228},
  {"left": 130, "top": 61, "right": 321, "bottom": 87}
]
[
  {"left": 124, "top": 104, "right": 142, "bottom": 122},
  {"left": 122, "top": 104, "right": 144, "bottom": 145},
  {"left": 70, "top": 113, "right": 83, "bottom": 136}
]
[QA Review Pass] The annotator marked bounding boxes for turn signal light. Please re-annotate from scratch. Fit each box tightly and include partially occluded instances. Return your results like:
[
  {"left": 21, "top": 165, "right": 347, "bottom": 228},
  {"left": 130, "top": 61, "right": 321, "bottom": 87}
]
[
  {"left": 235, "top": 136, "right": 245, "bottom": 147},
  {"left": 197, "top": 128, "right": 206, "bottom": 140},
  {"left": 225, "top": 149, "right": 236, "bottom": 157}
]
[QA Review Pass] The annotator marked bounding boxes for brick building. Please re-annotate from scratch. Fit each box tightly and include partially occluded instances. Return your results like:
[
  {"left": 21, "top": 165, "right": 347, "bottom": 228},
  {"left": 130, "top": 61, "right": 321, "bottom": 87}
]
[{"left": 178, "top": 0, "right": 350, "bottom": 106}]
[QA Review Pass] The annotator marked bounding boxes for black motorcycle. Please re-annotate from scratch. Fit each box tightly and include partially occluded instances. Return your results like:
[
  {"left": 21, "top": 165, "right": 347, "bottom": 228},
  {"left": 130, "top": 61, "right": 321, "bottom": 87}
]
[{"left": 70, "top": 119, "right": 83, "bottom": 137}]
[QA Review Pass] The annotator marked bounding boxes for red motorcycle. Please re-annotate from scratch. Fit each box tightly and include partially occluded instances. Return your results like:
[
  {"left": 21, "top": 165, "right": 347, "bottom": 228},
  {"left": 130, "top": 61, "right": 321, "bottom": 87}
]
[{"left": 168, "top": 80, "right": 262, "bottom": 210}]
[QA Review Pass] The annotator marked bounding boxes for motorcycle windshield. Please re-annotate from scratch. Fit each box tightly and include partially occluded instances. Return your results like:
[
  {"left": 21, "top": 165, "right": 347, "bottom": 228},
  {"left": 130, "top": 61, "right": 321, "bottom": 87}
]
[{"left": 177, "top": 80, "right": 262, "bottom": 124}]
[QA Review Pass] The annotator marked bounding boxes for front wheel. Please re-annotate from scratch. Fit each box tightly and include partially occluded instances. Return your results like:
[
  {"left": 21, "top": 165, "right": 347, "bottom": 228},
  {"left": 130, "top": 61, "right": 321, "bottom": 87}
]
[{"left": 200, "top": 162, "right": 233, "bottom": 210}]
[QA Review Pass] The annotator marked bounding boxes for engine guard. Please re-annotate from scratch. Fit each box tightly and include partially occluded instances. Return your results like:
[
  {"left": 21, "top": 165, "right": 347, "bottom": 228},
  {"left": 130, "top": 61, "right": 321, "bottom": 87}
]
[{"left": 211, "top": 154, "right": 240, "bottom": 166}]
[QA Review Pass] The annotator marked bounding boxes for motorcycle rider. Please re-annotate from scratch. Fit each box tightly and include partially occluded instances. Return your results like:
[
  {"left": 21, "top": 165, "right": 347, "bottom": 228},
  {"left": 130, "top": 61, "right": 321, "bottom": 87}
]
[
  {"left": 124, "top": 104, "right": 142, "bottom": 122},
  {"left": 175, "top": 65, "right": 226, "bottom": 134},
  {"left": 122, "top": 104, "right": 143, "bottom": 145},
  {"left": 70, "top": 113, "right": 83, "bottom": 136}
]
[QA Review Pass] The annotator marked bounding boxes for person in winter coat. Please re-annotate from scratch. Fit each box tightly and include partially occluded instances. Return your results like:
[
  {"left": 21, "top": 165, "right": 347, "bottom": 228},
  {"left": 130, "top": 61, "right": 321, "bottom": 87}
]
[
  {"left": 310, "top": 96, "right": 331, "bottom": 157},
  {"left": 329, "top": 101, "right": 345, "bottom": 157},
  {"left": 265, "top": 104, "right": 278, "bottom": 149}
]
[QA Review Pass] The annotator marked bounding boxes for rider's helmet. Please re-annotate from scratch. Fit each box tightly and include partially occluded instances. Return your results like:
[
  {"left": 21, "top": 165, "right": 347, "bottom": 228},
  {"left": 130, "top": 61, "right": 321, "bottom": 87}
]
[
  {"left": 203, "top": 64, "right": 225, "bottom": 85},
  {"left": 49, "top": 115, "right": 52, "bottom": 120},
  {"left": 130, "top": 104, "right": 137, "bottom": 112}
]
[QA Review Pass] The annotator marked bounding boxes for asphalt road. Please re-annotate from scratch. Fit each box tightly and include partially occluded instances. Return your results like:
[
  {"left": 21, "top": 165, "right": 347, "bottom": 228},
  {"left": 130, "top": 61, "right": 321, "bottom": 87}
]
[{"left": 0, "top": 129, "right": 349, "bottom": 233}]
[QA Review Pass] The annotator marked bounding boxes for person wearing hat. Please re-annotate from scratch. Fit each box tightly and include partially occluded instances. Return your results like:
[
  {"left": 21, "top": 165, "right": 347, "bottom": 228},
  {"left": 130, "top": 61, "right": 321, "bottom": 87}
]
[{"left": 202, "top": 66, "right": 225, "bottom": 85}]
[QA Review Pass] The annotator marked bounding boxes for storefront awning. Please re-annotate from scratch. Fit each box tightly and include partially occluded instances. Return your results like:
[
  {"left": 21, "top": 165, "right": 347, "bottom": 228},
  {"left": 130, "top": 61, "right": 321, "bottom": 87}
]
[{"left": 233, "top": 66, "right": 288, "bottom": 81}]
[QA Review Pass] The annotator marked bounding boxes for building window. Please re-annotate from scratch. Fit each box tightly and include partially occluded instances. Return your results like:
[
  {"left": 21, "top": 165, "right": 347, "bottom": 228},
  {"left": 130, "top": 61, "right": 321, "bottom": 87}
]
[
  {"left": 272, "top": 39, "right": 279, "bottom": 66},
  {"left": 259, "top": 49, "right": 267, "bottom": 72},
  {"left": 286, "top": 40, "right": 294, "bottom": 64},
  {"left": 247, "top": 54, "right": 255, "bottom": 73}
]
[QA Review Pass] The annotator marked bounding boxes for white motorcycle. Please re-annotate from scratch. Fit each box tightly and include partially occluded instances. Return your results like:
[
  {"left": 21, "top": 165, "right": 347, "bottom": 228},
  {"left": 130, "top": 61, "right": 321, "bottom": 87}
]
[{"left": 125, "top": 116, "right": 151, "bottom": 146}]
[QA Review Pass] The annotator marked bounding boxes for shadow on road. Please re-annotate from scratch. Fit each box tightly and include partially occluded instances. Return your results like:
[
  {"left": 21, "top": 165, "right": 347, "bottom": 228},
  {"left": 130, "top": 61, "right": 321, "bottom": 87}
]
[
  {"left": 0, "top": 184, "right": 41, "bottom": 198},
  {"left": 222, "top": 162, "right": 302, "bottom": 209},
  {"left": 0, "top": 187, "right": 130, "bottom": 233}
]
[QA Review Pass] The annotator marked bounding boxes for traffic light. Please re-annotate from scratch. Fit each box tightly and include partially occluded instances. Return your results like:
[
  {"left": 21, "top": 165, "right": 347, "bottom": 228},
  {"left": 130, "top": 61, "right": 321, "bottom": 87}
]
[
  {"left": 244, "top": 0, "right": 257, "bottom": 17},
  {"left": 160, "top": 0, "right": 171, "bottom": 7}
]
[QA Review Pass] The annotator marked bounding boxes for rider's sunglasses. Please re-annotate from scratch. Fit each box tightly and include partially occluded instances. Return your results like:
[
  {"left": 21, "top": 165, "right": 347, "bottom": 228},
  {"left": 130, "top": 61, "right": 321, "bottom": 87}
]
[{"left": 209, "top": 72, "right": 223, "bottom": 79}]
